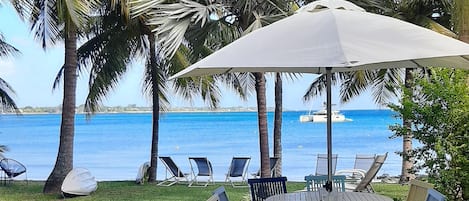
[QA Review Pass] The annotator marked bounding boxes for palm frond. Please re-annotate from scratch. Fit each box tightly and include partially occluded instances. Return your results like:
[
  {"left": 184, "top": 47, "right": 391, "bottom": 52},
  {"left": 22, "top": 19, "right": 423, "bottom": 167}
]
[
  {"left": 128, "top": 0, "right": 165, "bottom": 18},
  {"left": 0, "top": 77, "right": 19, "bottom": 113},
  {"left": 302, "top": 73, "right": 341, "bottom": 102},
  {"left": 29, "top": 0, "right": 61, "bottom": 48},
  {"left": 78, "top": 10, "right": 145, "bottom": 114},
  {"left": 216, "top": 72, "right": 255, "bottom": 100},
  {"left": 142, "top": 50, "right": 170, "bottom": 112},
  {"left": 147, "top": 0, "right": 223, "bottom": 57},
  {"left": 338, "top": 70, "right": 374, "bottom": 104},
  {"left": 370, "top": 68, "right": 404, "bottom": 106},
  {"left": 0, "top": 33, "right": 20, "bottom": 58},
  {"left": 7, "top": 0, "right": 34, "bottom": 20}
]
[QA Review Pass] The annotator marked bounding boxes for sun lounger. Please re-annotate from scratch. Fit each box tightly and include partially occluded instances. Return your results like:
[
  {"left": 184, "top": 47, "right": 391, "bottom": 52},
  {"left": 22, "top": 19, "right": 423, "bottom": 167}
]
[
  {"left": 336, "top": 152, "right": 387, "bottom": 192},
  {"left": 315, "top": 154, "right": 338, "bottom": 176},
  {"left": 158, "top": 156, "right": 189, "bottom": 186},
  {"left": 188, "top": 157, "right": 214, "bottom": 187},
  {"left": 206, "top": 186, "right": 229, "bottom": 201},
  {"left": 251, "top": 157, "right": 279, "bottom": 178},
  {"left": 225, "top": 157, "right": 250, "bottom": 187}
]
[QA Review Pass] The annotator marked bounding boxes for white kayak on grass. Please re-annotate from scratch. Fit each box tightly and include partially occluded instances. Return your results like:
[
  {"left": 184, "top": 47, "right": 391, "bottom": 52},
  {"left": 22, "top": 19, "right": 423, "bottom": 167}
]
[{"left": 61, "top": 167, "right": 97, "bottom": 197}]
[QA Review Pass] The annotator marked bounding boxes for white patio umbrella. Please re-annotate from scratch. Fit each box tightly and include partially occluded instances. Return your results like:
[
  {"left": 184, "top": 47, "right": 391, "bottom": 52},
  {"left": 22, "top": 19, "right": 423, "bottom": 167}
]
[{"left": 169, "top": 0, "right": 469, "bottom": 191}]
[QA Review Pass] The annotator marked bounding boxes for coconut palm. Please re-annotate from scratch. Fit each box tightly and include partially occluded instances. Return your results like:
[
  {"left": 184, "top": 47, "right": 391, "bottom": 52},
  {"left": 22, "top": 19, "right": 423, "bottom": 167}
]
[
  {"left": 453, "top": 0, "right": 469, "bottom": 43},
  {"left": 145, "top": 0, "right": 296, "bottom": 177},
  {"left": 71, "top": 0, "right": 249, "bottom": 183},
  {"left": 303, "top": 0, "right": 455, "bottom": 183},
  {"left": 0, "top": 32, "right": 19, "bottom": 113},
  {"left": 11, "top": 0, "right": 101, "bottom": 193}
]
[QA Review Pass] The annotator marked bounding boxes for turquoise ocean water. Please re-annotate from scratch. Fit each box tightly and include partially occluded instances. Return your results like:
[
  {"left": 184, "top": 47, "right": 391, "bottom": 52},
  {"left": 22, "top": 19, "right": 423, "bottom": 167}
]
[{"left": 0, "top": 110, "right": 403, "bottom": 182}]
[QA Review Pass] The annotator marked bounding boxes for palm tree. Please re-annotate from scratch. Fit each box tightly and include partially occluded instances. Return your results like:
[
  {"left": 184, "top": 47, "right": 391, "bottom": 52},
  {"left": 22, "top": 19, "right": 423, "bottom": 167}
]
[
  {"left": 453, "top": 0, "right": 469, "bottom": 43},
  {"left": 0, "top": 32, "right": 19, "bottom": 113},
  {"left": 73, "top": 1, "right": 244, "bottom": 183},
  {"left": 303, "top": 0, "right": 455, "bottom": 184},
  {"left": 273, "top": 73, "right": 282, "bottom": 176},
  {"left": 11, "top": 0, "right": 100, "bottom": 193},
  {"left": 147, "top": 0, "right": 295, "bottom": 177}
]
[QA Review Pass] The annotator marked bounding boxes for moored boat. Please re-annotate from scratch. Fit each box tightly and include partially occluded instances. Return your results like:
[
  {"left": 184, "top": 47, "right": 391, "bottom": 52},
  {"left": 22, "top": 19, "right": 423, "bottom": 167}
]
[{"left": 300, "top": 105, "right": 352, "bottom": 123}]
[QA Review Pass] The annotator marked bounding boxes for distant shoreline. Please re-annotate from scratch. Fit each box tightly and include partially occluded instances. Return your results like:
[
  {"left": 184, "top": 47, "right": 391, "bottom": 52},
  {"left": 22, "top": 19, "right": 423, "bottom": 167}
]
[{"left": 2, "top": 107, "right": 391, "bottom": 115}]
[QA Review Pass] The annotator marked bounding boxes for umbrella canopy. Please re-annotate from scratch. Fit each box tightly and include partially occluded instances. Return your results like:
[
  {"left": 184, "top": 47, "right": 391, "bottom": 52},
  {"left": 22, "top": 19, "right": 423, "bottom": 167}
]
[
  {"left": 170, "top": 0, "right": 469, "bottom": 78},
  {"left": 169, "top": 0, "right": 469, "bottom": 191}
]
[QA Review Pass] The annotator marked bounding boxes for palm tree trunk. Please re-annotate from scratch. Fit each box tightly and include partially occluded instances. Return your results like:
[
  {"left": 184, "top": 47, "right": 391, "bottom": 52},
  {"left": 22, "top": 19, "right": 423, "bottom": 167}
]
[
  {"left": 455, "top": 0, "right": 469, "bottom": 43},
  {"left": 254, "top": 72, "right": 270, "bottom": 178},
  {"left": 273, "top": 73, "right": 282, "bottom": 177},
  {"left": 400, "top": 68, "right": 414, "bottom": 184},
  {"left": 148, "top": 33, "right": 159, "bottom": 183},
  {"left": 43, "top": 23, "right": 77, "bottom": 194}
]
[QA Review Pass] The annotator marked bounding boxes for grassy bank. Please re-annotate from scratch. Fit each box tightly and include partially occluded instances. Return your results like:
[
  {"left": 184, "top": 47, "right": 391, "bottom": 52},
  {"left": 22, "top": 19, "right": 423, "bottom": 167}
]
[{"left": 0, "top": 181, "right": 408, "bottom": 201}]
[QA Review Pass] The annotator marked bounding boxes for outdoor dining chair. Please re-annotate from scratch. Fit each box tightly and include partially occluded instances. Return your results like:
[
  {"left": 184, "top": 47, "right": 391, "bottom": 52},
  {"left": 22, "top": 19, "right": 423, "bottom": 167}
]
[
  {"left": 304, "top": 175, "right": 346, "bottom": 192},
  {"left": 248, "top": 177, "right": 287, "bottom": 201},
  {"left": 406, "top": 179, "right": 436, "bottom": 201}
]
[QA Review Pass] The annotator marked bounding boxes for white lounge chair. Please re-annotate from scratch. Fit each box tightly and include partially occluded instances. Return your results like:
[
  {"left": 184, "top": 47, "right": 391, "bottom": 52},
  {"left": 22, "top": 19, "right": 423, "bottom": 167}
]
[
  {"left": 353, "top": 154, "right": 376, "bottom": 174},
  {"left": 315, "top": 154, "right": 338, "bottom": 176},
  {"left": 336, "top": 152, "right": 388, "bottom": 192}
]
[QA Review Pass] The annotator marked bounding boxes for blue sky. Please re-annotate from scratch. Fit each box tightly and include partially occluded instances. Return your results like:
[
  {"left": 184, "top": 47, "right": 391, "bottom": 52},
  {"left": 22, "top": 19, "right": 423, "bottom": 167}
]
[{"left": 0, "top": 5, "right": 383, "bottom": 110}]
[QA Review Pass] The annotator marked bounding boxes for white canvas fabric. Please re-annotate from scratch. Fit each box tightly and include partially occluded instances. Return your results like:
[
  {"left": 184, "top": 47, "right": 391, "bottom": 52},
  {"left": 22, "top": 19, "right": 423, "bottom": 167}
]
[
  {"left": 170, "top": 0, "right": 469, "bottom": 79},
  {"left": 61, "top": 168, "right": 98, "bottom": 196}
]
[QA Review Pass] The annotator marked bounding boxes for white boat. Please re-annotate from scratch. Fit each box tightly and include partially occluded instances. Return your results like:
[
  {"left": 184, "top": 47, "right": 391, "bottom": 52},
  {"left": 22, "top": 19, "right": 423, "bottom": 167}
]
[{"left": 300, "top": 105, "right": 352, "bottom": 123}]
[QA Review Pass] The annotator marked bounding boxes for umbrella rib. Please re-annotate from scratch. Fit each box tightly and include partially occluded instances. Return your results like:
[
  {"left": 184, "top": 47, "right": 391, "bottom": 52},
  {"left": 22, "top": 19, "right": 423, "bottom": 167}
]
[
  {"left": 462, "top": 56, "right": 469, "bottom": 62},
  {"left": 410, "top": 60, "right": 424, "bottom": 68},
  {"left": 223, "top": 68, "right": 234, "bottom": 74}
]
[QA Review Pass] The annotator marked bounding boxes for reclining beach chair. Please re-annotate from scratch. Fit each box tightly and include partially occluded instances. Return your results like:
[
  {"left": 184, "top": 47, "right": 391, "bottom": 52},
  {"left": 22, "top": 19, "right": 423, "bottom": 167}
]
[
  {"left": 225, "top": 157, "right": 251, "bottom": 187},
  {"left": 188, "top": 157, "right": 214, "bottom": 187},
  {"left": 251, "top": 157, "right": 279, "bottom": 178},
  {"left": 206, "top": 186, "right": 230, "bottom": 201},
  {"left": 158, "top": 156, "right": 189, "bottom": 186},
  {"left": 315, "top": 154, "right": 338, "bottom": 176},
  {"left": 248, "top": 177, "right": 287, "bottom": 201},
  {"left": 336, "top": 152, "right": 387, "bottom": 192},
  {"left": 0, "top": 158, "right": 27, "bottom": 185}
]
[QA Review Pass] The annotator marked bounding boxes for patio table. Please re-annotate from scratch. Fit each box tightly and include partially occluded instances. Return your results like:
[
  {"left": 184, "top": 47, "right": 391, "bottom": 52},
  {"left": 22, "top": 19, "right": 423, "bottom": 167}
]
[{"left": 265, "top": 191, "right": 393, "bottom": 201}]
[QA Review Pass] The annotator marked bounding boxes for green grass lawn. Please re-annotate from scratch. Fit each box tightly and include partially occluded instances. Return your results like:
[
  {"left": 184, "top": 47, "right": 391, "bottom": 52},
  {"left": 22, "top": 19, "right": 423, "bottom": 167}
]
[{"left": 0, "top": 181, "right": 409, "bottom": 201}]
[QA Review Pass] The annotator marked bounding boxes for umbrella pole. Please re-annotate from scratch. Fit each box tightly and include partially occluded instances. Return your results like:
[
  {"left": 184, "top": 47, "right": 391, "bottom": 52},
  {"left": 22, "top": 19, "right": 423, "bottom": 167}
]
[{"left": 326, "top": 67, "right": 333, "bottom": 192}]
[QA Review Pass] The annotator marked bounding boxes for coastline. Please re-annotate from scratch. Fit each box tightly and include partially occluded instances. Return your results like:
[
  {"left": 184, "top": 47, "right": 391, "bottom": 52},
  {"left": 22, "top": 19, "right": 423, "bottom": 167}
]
[{"left": 3, "top": 106, "right": 391, "bottom": 115}]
